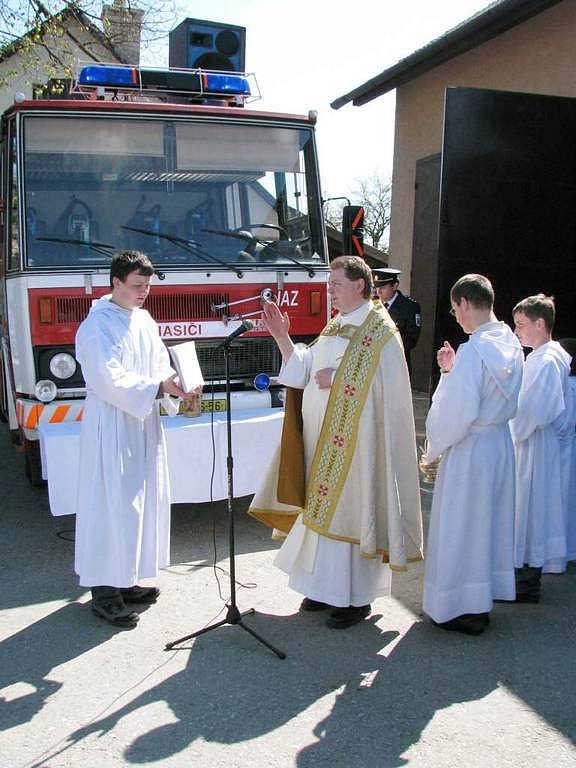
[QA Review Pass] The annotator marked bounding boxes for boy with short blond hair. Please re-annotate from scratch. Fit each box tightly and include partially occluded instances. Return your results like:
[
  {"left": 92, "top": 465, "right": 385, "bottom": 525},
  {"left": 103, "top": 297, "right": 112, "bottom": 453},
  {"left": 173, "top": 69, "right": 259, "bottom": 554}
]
[{"left": 511, "top": 294, "right": 572, "bottom": 600}]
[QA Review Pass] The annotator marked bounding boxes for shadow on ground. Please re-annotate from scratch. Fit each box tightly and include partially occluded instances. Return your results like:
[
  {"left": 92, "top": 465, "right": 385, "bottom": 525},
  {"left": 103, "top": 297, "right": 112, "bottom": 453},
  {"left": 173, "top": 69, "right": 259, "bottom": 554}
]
[
  {"left": 56, "top": 577, "right": 576, "bottom": 767},
  {"left": 1, "top": 410, "right": 575, "bottom": 767}
]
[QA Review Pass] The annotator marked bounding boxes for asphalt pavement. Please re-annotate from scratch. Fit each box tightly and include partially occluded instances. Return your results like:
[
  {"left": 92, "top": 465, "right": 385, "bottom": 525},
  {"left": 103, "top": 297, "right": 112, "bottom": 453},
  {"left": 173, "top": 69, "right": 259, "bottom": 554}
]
[{"left": 1, "top": 396, "right": 575, "bottom": 768}]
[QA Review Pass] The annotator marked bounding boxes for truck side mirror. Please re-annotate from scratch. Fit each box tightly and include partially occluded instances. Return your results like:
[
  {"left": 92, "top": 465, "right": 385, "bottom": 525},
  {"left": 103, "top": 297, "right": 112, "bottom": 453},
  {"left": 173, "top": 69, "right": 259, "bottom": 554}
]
[{"left": 342, "top": 205, "right": 364, "bottom": 257}]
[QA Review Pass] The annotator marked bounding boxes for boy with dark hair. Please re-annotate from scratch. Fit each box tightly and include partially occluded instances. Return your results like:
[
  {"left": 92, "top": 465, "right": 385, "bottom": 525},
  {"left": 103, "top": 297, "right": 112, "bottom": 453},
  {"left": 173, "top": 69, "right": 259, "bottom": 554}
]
[
  {"left": 423, "top": 274, "right": 524, "bottom": 634},
  {"left": 450, "top": 272, "right": 494, "bottom": 309},
  {"left": 74, "top": 251, "right": 198, "bottom": 627},
  {"left": 109, "top": 249, "right": 155, "bottom": 285},
  {"left": 511, "top": 295, "right": 572, "bottom": 598}
]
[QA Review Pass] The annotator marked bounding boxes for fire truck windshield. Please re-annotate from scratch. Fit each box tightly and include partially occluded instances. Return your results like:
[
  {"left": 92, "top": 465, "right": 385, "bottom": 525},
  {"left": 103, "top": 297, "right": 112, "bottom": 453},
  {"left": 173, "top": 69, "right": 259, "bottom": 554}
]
[{"left": 21, "top": 115, "right": 326, "bottom": 271}]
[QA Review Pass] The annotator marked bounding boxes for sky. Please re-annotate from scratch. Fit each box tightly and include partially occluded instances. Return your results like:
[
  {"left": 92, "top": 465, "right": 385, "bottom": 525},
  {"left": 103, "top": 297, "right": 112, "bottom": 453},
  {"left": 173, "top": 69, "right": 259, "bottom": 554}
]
[{"left": 142, "top": 0, "right": 493, "bottom": 202}]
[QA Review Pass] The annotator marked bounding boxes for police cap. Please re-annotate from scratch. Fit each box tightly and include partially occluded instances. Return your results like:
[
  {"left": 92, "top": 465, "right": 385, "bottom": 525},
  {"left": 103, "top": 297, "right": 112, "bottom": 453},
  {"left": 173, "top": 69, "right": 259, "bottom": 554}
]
[{"left": 372, "top": 267, "right": 401, "bottom": 287}]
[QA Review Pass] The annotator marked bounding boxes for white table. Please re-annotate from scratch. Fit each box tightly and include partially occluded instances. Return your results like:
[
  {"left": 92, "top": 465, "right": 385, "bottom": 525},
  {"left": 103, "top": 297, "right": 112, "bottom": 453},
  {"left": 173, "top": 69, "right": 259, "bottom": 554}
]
[{"left": 38, "top": 409, "right": 284, "bottom": 517}]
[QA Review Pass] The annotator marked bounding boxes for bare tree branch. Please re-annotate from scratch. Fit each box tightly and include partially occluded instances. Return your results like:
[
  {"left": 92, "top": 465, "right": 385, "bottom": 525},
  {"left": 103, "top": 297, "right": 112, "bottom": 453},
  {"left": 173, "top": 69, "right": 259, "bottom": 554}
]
[
  {"left": 351, "top": 172, "right": 391, "bottom": 250},
  {"left": 323, "top": 199, "right": 347, "bottom": 231},
  {"left": 323, "top": 173, "right": 391, "bottom": 252}
]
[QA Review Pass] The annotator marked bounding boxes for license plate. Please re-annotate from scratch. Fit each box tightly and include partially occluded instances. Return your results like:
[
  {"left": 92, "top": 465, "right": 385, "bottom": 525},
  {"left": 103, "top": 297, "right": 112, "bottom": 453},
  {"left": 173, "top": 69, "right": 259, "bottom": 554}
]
[{"left": 200, "top": 398, "right": 227, "bottom": 413}]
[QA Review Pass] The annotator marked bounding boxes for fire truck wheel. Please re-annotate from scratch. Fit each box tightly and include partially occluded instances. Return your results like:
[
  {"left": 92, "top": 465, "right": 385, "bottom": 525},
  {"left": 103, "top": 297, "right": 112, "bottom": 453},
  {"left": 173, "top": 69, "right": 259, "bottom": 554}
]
[{"left": 23, "top": 437, "right": 47, "bottom": 489}]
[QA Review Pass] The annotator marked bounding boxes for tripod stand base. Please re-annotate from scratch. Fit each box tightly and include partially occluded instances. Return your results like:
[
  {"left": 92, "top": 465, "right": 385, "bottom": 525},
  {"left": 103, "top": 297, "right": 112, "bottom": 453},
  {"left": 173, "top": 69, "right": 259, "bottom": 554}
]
[
  {"left": 168, "top": 344, "right": 286, "bottom": 659},
  {"left": 165, "top": 604, "right": 286, "bottom": 659}
]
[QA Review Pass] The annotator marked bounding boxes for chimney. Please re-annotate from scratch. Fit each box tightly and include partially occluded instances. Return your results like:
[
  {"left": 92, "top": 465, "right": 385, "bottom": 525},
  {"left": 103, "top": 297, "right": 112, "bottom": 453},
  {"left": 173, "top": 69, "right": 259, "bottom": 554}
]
[{"left": 101, "top": 0, "right": 144, "bottom": 65}]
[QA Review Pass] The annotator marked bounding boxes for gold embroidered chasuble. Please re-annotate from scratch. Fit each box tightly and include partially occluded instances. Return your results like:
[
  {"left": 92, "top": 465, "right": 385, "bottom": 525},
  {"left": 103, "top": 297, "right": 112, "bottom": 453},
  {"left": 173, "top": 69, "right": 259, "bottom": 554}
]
[
  {"left": 304, "top": 307, "right": 395, "bottom": 537},
  {"left": 249, "top": 301, "right": 423, "bottom": 569}
]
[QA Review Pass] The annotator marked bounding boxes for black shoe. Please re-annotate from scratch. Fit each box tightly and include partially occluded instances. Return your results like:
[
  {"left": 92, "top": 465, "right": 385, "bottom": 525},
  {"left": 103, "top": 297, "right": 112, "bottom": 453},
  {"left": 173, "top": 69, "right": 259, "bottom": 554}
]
[
  {"left": 432, "top": 613, "right": 489, "bottom": 636},
  {"left": 462, "top": 612, "right": 490, "bottom": 629},
  {"left": 514, "top": 593, "right": 540, "bottom": 604},
  {"left": 326, "top": 604, "right": 371, "bottom": 629},
  {"left": 300, "top": 597, "right": 331, "bottom": 612},
  {"left": 120, "top": 585, "right": 160, "bottom": 604},
  {"left": 92, "top": 597, "right": 139, "bottom": 628}
]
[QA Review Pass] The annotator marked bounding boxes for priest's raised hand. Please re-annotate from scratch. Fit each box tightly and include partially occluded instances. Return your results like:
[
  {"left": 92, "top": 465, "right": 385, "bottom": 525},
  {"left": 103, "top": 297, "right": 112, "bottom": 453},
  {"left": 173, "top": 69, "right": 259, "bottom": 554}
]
[{"left": 261, "top": 300, "right": 294, "bottom": 362}]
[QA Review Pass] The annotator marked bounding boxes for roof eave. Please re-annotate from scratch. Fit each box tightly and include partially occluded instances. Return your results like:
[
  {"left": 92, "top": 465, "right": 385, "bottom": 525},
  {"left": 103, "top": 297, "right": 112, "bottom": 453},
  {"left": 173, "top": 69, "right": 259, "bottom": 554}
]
[{"left": 331, "top": 0, "right": 562, "bottom": 109}]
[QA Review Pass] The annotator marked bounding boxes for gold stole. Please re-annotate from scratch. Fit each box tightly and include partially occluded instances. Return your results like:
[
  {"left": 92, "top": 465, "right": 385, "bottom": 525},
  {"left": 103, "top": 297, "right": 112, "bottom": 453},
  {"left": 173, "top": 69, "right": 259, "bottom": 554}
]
[
  {"left": 249, "top": 305, "right": 395, "bottom": 536},
  {"left": 302, "top": 305, "right": 394, "bottom": 535}
]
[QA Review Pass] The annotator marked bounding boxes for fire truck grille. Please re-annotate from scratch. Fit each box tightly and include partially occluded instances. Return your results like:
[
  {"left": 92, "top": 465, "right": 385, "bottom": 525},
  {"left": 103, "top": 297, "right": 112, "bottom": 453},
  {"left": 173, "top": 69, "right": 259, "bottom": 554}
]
[
  {"left": 56, "top": 296, "right": 93, "bottom": 323},
  {"left": 51, "top": 294, "right": 281, "bottom": 382},
  {"left": 195, "top": 338, "right": 281, "bottom": 380},
  {"left": 55, "top": 292, "right": 231, "bottom": 324},
  {"left": 146, "top": 292, "right": 230, "bottom": 321}
]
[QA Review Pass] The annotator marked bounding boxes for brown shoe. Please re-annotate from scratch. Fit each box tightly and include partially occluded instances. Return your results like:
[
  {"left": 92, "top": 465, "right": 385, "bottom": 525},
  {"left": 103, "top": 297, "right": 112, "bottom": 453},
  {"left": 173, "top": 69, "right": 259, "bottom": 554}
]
[
  {"left": 120, "top": 586, "right": 160, "bottom": 604},
  {"left": 92, "top": 597, "right": 139, "bottom": 628}
]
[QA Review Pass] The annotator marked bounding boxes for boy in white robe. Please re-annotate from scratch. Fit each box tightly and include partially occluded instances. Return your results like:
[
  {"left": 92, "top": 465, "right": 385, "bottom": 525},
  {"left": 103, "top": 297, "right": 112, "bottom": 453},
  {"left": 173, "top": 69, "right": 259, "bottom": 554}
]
[
  {"left": 75, "top": 251, "right": 197, "bottom": 628},
  {"left": 250, "top": 256, "right": 423, "bottom": 630},
  {"left": 563, "top": 375, "right": 576, "bottom": 562},
  {"left": 558, "top": 341, "right": 576, "bottom": 563},
  {"left": 423, "top": 274, "right": 524, "bottom": 635},
  {"left": 511, "top": 295, "right": 571, "bottom": 597}
]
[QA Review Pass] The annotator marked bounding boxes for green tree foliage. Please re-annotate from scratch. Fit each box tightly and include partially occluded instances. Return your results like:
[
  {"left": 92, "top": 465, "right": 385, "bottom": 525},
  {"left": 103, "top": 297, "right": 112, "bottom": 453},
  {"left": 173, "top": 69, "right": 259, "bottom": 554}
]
[{"left": 0, "top": 0, "right": 176, "bottom": 90}]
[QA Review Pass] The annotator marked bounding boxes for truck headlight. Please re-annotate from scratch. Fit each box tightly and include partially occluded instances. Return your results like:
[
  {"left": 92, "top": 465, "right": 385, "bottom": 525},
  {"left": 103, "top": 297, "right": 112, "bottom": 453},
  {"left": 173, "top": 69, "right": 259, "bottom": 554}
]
[
  {"left": 49, "top": 352, "right": 77, "bottom": 380},
  {"left": 35, "top": 379, "right": 57, "bottom": 403}
]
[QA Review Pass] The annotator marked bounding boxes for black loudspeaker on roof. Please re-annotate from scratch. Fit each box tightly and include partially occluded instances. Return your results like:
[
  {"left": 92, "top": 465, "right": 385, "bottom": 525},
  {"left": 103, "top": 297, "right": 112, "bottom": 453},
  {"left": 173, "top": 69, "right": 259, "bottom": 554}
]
[{"left": 169, "top": 18, "right": 247, "bottom": 73}]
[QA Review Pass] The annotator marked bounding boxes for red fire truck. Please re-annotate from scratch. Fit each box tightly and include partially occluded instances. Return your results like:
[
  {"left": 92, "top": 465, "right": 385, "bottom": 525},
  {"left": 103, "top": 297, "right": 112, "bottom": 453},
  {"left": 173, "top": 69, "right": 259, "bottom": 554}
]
[{"left": 0, "top": 62, "right": 331, "bottom": 488}]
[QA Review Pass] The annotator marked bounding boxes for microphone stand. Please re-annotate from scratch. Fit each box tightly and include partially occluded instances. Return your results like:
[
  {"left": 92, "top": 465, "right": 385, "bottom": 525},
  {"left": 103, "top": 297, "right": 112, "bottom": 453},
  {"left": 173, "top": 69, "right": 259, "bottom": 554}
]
[{"left": 165, "top": 334, "right": 286, "bottom": 658}]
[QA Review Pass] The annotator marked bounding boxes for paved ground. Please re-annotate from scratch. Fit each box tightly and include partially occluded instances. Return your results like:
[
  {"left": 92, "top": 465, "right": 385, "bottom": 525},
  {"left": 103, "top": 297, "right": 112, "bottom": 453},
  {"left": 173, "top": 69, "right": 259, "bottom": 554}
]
[{"left": 1, "top": 396, "right": 575, "bottom": 767}]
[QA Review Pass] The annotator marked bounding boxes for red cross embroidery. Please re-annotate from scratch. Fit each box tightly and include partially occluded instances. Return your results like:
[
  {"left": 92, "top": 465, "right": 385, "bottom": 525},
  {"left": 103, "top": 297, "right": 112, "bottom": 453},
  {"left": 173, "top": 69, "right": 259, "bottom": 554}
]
[
  {"left": 333, "top": 434, "right": 345, "bottom": 447},
  {"left": 343, "top": 383, "right": 357, "bottom": 397},
  {"left": 318, "top": 483, "right": 329, "bottom": 496},
  {"left": 362, "top": 335, "right": 373, "bottom": 347}
]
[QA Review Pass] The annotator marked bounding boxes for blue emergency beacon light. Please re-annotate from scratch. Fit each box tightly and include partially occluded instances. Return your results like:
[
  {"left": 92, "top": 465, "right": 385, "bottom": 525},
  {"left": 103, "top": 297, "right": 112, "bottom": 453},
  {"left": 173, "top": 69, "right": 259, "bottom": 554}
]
[
  {"left": 253, "top": 373, "right": 270, "bottom": 392},
  {"left": 77, "top": 64, "right": 252, "bottom": 100}
]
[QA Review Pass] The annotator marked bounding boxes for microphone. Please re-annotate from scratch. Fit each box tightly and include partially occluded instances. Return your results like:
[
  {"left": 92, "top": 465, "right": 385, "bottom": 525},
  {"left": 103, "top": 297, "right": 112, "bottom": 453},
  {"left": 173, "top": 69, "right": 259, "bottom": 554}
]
[
  {"left": 216, "top": 319, "right": 255, "bottom": 348},
  {"left": 260, "top": 287, "right": 274, "bottom": 305}
]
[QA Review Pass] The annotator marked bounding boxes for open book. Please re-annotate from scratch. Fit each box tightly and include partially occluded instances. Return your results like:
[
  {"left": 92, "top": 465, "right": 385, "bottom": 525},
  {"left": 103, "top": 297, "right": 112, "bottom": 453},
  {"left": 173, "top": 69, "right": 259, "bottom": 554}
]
[{"left": 168, "top": 341, "right": 205, "bottom": 393}]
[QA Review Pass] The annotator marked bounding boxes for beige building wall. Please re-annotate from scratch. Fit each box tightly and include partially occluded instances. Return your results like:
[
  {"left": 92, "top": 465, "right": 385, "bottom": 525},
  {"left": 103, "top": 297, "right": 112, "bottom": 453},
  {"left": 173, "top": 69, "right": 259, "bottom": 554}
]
[
  {"left": 0, "top": 18, "right": 120, "bottom": 115},
  {"left": 389, "top": 0, "right": 576, "bottom": 293}
]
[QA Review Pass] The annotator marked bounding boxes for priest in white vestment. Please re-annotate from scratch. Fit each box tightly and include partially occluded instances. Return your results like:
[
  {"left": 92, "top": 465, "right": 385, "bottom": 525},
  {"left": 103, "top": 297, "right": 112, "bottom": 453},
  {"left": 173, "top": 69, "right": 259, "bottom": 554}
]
[
  {"left": 423, "top": 274, "right": 524, "bottom": 635},
  {"left": 511, "top": 295, "right": 571, "bottom": 593},
  {"left": 249, "top": 256, "right": 423, "bottom": 629},
  {"left": 75, "top": 251, "right": 195, "bottom": 628}
]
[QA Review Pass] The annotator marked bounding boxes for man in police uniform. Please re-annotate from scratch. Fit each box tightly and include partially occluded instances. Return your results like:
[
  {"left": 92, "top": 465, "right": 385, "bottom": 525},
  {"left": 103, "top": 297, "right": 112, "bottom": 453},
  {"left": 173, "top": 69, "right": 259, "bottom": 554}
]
[{"left": 373, "top": 267, "right": 421, "bottom": 376}]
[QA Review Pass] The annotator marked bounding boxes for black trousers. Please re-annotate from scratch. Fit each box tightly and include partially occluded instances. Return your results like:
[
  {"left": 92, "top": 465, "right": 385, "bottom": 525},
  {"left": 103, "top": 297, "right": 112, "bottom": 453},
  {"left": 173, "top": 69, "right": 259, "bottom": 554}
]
[
  {"left": 91, "top": 585, "right": 121, "bottom": 603},
  {"left": 515, "top": 565, "right": 542, "bottom": 597}
]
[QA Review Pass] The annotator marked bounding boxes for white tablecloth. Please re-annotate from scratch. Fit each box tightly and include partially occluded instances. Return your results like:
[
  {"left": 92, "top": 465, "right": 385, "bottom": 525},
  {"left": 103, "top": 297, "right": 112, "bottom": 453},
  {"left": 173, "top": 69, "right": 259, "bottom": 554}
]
[{"left": 38, "top": 409, "right": 284, "bottom": 517}]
